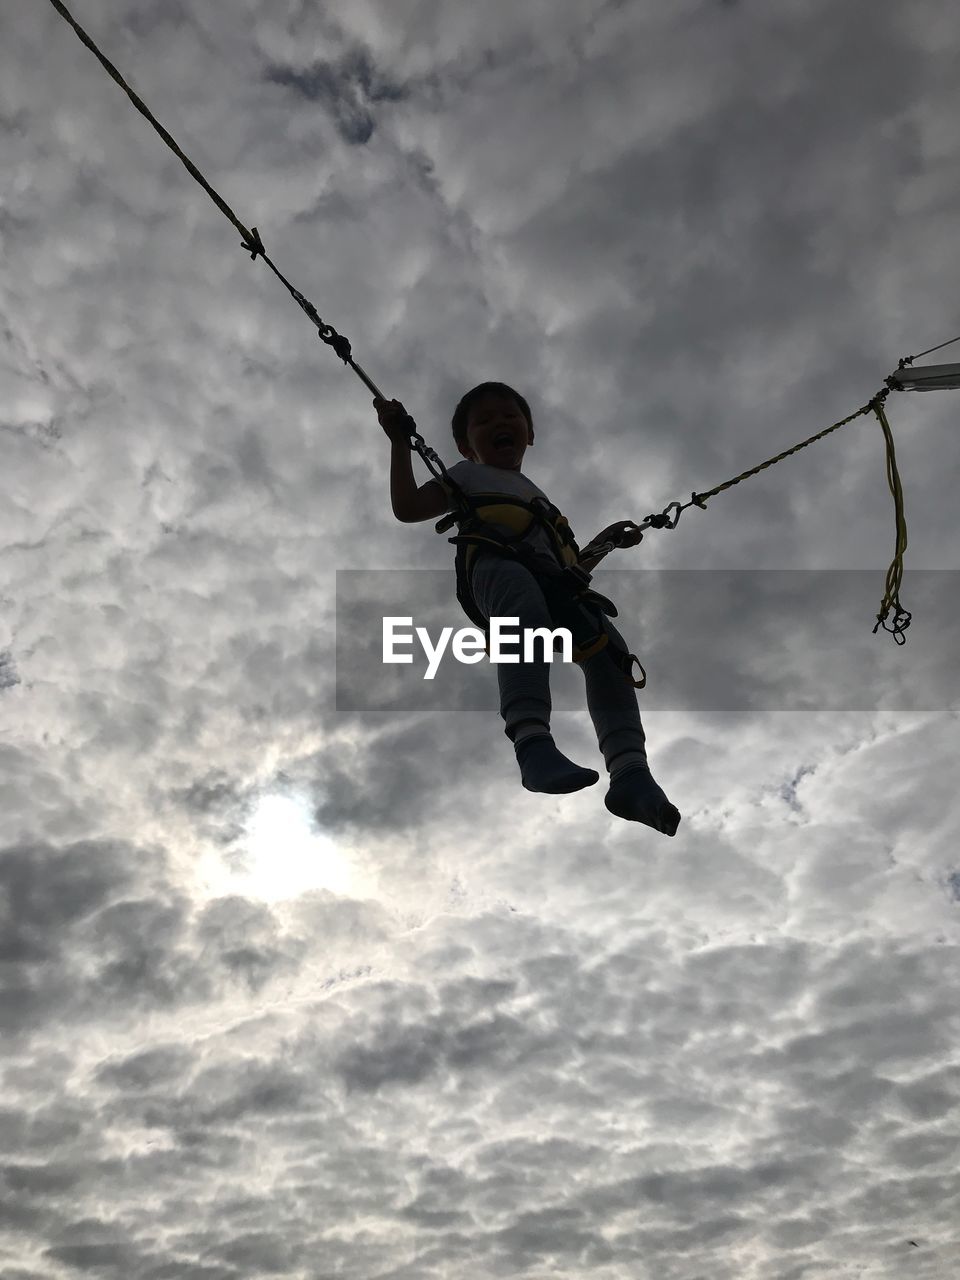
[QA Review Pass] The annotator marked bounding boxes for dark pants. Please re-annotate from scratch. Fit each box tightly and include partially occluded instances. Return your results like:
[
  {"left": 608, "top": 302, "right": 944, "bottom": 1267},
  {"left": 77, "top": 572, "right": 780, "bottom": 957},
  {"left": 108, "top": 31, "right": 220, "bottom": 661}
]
[{"left": 470, "top": 552, "right": 648, "bottom": 773}]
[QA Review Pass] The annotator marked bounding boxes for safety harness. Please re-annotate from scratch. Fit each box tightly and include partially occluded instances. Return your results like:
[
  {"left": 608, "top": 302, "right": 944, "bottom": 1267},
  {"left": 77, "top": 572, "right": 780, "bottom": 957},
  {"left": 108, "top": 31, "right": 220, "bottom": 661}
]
[{"left": 434, "top": 486, "right": 647, "bottom": 688}]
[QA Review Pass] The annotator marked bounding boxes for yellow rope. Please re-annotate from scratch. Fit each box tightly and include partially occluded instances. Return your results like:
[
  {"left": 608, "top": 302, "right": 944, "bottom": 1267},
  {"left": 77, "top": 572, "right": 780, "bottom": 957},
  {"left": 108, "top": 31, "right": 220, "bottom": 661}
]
[
  {"left": 691, "top": 400, "right": 877, "bottom": 507},
  {"left": 633, "top": 388, "right": 912, "bottom": 642},
  {"left": 870, "top": 397, "right": 911, "bottom": 643}
]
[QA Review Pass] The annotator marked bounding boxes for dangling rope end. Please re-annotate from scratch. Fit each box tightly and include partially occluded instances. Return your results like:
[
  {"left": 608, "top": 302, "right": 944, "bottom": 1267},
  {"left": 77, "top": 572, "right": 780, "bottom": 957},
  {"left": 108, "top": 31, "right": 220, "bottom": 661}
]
[
  {"left": 873, "top": 605, "right": 912, "bottom": 645},
  {"left": 868, "top": 397, "right": 911, "bottom": 643},
  {"left": 894, "top": 614, "right": 911, "bottom": 645},
  {"left": 240, "top": 226, "right": 266, "bottom": 261}
]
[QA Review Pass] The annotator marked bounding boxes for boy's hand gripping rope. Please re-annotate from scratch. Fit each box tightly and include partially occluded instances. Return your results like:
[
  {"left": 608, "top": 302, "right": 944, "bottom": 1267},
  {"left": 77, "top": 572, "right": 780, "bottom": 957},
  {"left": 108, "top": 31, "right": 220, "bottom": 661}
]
[{"left": 48, "top": 0, "right": 932, "bottom": 638}]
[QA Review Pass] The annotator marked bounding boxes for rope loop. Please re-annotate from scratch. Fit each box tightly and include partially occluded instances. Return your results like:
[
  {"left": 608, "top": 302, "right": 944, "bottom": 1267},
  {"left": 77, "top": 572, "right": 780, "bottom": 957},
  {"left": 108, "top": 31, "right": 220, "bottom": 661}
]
[{"left": 873, "top": 606, "right": 912, "bottom": 645}]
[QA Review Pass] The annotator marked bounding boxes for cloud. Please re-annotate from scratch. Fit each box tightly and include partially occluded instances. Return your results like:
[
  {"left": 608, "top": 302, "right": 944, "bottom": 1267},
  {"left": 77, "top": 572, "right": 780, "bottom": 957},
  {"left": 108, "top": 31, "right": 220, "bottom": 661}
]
[{"left": 2, "top": 1, "right": 958, "bottom": 1276}]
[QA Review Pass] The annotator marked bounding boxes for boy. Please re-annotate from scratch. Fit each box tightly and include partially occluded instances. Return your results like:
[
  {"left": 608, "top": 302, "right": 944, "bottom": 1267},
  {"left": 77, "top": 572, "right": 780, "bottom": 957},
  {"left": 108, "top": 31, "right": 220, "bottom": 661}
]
[{"left": 376, "top": 382, "right": 680, "bottom": 837}]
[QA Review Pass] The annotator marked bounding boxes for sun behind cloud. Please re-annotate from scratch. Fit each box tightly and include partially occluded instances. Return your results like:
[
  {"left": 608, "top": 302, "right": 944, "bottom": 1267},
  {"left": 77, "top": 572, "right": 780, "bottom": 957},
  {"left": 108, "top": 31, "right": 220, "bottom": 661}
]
[{"left": 232, "top": 793, "right": 361, "bottom": 902}]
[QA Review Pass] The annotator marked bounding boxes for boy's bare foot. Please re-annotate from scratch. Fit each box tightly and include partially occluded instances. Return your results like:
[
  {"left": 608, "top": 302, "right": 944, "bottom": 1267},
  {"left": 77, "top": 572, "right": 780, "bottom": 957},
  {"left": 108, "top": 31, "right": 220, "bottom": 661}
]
[{"left": 604, "top": 765, "right": 681, "bottom": 836}]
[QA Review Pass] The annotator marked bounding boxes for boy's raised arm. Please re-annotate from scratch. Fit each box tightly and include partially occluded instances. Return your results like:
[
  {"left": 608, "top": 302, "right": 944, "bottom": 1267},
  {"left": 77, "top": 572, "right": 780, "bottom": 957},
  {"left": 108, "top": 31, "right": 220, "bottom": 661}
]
[{"left": 375, "top": 397, "right": 451, "bottom": 523}]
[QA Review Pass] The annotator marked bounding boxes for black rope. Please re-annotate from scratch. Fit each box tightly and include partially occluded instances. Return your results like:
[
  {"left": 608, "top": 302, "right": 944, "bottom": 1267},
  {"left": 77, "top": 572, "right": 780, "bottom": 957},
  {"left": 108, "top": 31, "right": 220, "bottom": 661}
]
[
  {"left": 897, "top": 331, "right": 960, "bottom": 366},
  {"left": 45, "top": 0, "right": 471, "bottom": 511}
]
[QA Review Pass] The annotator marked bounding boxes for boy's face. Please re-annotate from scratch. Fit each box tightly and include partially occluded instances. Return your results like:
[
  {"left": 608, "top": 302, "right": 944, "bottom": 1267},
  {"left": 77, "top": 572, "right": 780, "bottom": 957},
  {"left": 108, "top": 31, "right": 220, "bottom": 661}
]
[{"left": 458, "top": 393, "right": 534, "bottom": 470}]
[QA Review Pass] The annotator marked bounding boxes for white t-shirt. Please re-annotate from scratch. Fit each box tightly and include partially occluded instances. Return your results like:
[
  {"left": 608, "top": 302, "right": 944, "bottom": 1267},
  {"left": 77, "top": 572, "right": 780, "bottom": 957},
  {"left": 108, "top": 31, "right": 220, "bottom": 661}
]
[{"left": 438, "top": 460, "right": 569, "bottom": 576}]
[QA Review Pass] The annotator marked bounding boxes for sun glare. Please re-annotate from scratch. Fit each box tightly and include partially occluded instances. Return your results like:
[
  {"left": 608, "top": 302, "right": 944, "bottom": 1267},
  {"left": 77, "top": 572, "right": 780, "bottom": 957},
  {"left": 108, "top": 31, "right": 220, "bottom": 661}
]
[{"left": 233, "top": 793, "right": 359, "bottom": 902}]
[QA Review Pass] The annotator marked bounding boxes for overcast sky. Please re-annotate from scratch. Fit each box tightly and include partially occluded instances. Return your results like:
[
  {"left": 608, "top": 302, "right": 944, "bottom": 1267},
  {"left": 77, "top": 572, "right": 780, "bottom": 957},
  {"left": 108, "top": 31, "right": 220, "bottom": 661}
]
[{"left": 2, "top": 1, "right": 959, "bottom": 1277}]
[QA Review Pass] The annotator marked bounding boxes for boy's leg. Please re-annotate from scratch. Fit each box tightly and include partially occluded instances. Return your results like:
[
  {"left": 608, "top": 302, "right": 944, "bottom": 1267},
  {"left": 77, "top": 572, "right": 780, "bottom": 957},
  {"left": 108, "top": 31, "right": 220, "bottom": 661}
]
[
  {"left": 579, "top": 617, "right": 681, "bottom": 836},
  {"left": 469, "top": 554, "right": 599, "bottom": 793},
  {"left": 469, "top": 553, "right": 553, "bottom": 740}
]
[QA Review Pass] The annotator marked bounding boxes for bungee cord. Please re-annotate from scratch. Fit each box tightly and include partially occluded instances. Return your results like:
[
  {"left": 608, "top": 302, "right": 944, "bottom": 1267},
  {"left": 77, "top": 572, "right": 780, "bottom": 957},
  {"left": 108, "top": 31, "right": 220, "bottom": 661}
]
[
  {"left": 43, "top": 0, "right": 461, "bottom": 509},
  {"left": 45, "top": 0, "right": 960, "bottom": 644}
]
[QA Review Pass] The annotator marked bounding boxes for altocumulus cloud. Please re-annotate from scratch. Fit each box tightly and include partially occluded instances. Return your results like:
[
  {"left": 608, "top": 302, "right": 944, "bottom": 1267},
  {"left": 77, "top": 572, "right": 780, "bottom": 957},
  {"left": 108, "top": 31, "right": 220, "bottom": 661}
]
[{"left": 1, "top": 0, "right": 959, "bottom": 1277}]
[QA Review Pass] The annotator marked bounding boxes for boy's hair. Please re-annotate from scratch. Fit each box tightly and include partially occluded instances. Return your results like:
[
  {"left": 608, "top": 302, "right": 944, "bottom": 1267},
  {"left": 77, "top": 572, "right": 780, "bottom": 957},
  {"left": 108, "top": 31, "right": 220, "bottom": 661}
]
[{"left": 451, "top": 381, "right": 533, "bottom": 448}]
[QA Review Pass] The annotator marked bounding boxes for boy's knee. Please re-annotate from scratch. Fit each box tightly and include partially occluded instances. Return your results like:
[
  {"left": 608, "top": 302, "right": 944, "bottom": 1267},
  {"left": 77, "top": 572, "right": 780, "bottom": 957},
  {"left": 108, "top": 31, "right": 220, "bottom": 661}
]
[{"left": 473, "top": 562, "right": 552, "bottom": 630}]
